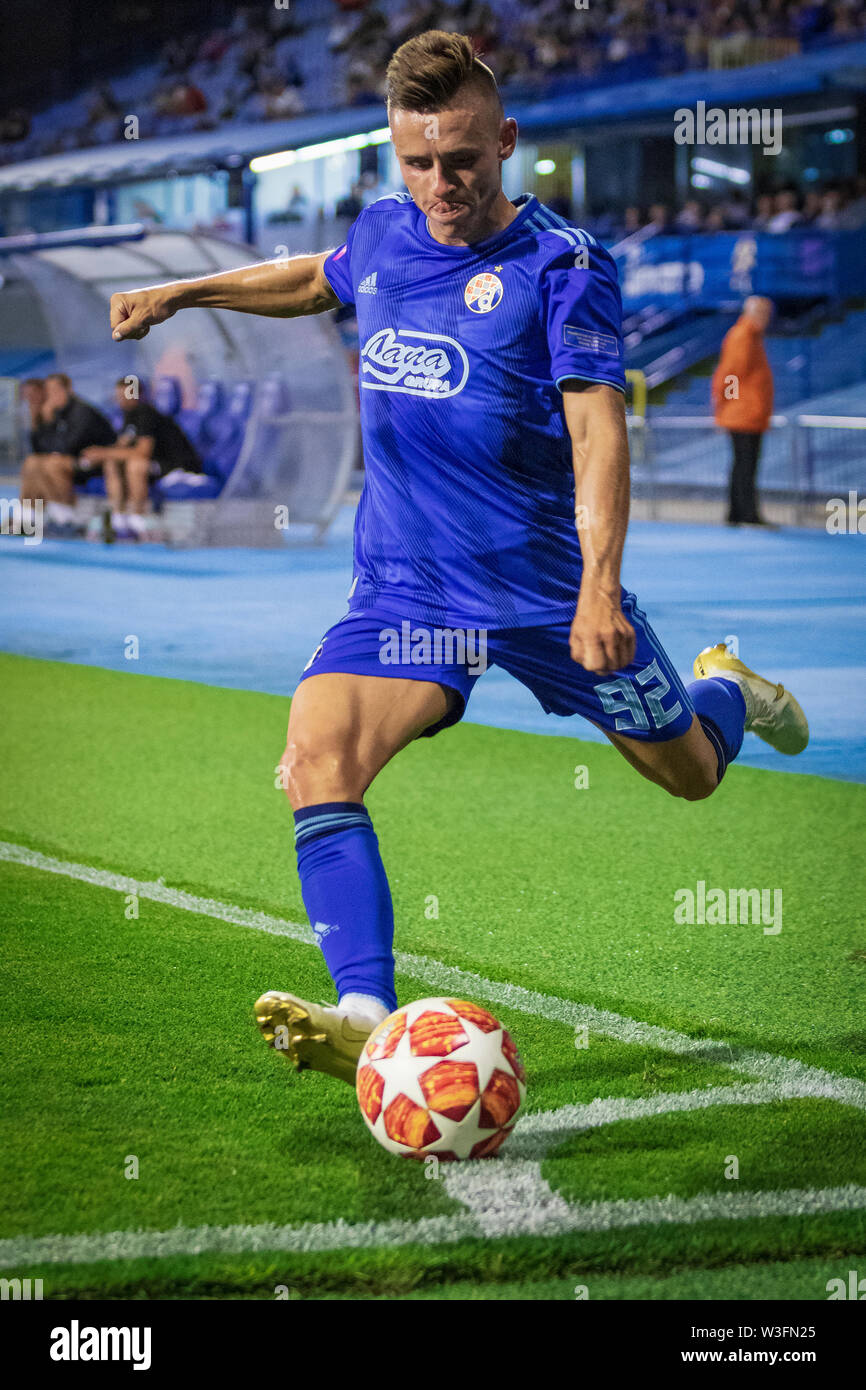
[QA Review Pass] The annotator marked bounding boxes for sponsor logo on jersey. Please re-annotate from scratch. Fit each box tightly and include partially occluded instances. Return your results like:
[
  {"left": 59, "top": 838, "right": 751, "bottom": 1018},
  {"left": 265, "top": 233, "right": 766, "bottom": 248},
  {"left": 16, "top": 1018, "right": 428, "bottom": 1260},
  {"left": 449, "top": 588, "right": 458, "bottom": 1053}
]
[
  {"left": 358, "top": 271, "right": 378, "bottom": 294},
  {"left": 360, "top": 327, "right": 469, "bottom": 398},
  {"left": 464, "top": 271, "right": 503, "bottom": 313}
]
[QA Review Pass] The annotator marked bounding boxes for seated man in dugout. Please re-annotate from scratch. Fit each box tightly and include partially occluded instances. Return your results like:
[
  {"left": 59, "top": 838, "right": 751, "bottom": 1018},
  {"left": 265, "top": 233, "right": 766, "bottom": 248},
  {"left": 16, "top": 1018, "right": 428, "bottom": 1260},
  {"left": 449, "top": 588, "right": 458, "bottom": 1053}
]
[
  {"left": 22, "top": 372, "right": 116, "bottom": 536},
  {"left": 79, "top": 378, "right": 203, "bottom": 541},
  {"left": 17, "top": 378, "right": 55, "bottom": 522}
]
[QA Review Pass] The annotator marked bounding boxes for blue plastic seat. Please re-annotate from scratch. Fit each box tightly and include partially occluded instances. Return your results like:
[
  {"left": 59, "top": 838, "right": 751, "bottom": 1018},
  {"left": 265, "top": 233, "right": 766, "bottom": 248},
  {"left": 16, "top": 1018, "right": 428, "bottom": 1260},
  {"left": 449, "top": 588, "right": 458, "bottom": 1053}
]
[
  {"left": 152, "top": 376, "right": 183, "bottom": 417},
  {"left": 178, "top": 378, "right": 224, "bottom": 453},
  {"left": 199, "top": 380, "right": 254, "bottom": 481}
]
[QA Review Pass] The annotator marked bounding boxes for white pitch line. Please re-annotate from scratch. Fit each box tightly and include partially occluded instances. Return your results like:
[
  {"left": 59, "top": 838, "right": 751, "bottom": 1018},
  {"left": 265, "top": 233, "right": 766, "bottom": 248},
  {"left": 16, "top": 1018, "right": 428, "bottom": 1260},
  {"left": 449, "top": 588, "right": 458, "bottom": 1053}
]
[
  {"left": 3, "top": 1185, "right": 865, "bottom": 1270},
  {"left": 3, "top": 839, "right": 866, "bottom": 1271},
  {"left": 445, "top": 1081, "right": 866, "bottom": 1233},
  {"left": 506, "top": 1078, "right": 866, "bottom": 1161},
  {"left": 3, "top": 840, "right": 866, "bottom": 1108},
  {"left": 1, "top": 1083, "right": 864, "bottom": 1268}
]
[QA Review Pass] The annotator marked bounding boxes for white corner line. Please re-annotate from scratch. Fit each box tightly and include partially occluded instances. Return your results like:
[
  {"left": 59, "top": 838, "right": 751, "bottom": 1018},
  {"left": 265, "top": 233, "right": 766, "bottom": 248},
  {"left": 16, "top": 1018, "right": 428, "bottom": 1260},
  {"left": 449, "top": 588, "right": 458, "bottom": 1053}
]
[{"left": 2, "top": 839, "right": 865, "bottom": 1112}]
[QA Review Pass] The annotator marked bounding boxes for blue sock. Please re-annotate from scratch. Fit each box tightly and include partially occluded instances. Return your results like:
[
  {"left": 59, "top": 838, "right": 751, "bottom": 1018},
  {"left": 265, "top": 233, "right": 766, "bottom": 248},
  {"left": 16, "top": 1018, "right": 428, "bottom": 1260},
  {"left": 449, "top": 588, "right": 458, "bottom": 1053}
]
[
  {"left": 293, "top": 802, "right": 397, "bottom": 1012},
  {"left": 688, "top": 677, "right": 746, "bottom": 784}
]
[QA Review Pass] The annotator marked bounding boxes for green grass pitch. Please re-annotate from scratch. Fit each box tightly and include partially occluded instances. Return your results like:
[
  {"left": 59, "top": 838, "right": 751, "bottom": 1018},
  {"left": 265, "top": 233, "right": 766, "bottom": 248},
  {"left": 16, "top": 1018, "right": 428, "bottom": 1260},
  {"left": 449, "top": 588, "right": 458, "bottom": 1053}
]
[{"left": 1, "top": 651, "right": 865, "bottom": 1300}]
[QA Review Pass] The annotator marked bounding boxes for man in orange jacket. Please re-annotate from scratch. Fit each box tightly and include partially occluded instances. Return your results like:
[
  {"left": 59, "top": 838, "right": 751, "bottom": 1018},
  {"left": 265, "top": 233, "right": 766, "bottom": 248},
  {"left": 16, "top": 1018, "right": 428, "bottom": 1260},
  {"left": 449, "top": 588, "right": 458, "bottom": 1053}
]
[{"left": 712, "top": 296, "right": 775, "bottom": 526}]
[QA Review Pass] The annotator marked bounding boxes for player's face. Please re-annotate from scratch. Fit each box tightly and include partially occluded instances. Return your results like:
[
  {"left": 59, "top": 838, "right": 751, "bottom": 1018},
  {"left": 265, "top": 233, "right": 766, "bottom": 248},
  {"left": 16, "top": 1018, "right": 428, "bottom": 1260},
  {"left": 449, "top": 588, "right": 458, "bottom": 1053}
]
[{"left": 390, "top": 100, "right": 516, "bottom": 243}]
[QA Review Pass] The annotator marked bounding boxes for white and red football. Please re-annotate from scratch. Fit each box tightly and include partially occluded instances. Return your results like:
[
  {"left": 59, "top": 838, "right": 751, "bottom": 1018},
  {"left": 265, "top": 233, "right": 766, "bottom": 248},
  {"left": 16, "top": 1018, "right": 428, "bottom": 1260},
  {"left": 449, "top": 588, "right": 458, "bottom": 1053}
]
[{"left": 356, "top": 997, "right": 527, "bottom": 1160}]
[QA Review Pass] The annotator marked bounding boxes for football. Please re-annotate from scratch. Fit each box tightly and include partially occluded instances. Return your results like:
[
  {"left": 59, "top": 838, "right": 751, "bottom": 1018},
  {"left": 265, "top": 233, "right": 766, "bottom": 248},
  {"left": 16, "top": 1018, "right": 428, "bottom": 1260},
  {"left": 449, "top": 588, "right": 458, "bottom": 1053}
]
[{"left": 356, "top": 997, "right": 527, "bottom": 1160}]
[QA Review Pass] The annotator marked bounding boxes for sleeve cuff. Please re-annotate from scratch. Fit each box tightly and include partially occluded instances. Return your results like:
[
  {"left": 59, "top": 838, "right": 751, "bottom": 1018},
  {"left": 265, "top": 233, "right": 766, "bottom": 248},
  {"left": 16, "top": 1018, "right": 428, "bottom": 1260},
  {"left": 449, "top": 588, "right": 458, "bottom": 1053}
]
[{"left": 555, "top": 373, "right": 626, "bottom": 394}]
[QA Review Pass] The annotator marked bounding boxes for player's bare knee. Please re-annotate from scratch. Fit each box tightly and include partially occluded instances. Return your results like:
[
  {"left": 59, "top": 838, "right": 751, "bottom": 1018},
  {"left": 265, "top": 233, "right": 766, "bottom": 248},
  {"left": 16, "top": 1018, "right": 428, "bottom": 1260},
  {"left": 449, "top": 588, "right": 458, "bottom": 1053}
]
[
  {"left": 279, "top": 735, "right": 364, "bottom": 809},
  {"left": 675, "top": 767, "right": 718, "bottom": 802}
]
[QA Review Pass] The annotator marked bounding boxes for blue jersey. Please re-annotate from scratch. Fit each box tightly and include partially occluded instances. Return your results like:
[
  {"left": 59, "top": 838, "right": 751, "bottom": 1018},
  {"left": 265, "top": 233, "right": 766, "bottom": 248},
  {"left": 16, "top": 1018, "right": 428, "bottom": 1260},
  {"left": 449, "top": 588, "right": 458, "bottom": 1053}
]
[{"left": 322, "top": 191, "right": 626, "bottom": 628}]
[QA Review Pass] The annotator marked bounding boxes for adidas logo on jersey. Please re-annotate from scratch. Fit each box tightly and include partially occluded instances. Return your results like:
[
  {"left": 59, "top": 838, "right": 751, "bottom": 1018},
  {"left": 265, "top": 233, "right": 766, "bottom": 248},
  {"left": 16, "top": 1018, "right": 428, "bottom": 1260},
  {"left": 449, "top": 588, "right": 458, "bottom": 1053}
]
[{"left": 358, "top": 271, "right": 378, "bottom": 294}]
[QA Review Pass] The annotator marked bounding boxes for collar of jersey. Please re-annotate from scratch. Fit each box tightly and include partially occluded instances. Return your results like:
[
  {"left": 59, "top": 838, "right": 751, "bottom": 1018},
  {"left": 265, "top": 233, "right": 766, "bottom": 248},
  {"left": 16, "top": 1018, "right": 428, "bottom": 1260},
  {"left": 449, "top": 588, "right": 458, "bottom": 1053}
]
[{"left": 419, "top": 192, "right": 538, "bottom": 254}]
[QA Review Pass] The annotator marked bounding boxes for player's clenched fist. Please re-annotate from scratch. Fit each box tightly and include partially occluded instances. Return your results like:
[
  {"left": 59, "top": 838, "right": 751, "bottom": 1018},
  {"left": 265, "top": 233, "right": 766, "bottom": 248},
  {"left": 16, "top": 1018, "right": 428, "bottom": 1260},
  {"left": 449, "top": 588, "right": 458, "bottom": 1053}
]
[
  {"left": 570, "top": 589, "right": 636, "bottom": 676},
  {"left": 110, "top": 287, "right": 177, "bottom": 341}
]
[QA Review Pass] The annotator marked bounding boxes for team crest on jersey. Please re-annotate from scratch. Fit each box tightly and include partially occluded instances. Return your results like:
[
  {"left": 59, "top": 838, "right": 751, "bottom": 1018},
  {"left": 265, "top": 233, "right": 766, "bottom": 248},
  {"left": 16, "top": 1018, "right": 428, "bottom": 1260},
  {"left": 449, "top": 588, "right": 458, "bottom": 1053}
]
[{"left": 464, "top": 271, "right": 503, "bottom": 313}]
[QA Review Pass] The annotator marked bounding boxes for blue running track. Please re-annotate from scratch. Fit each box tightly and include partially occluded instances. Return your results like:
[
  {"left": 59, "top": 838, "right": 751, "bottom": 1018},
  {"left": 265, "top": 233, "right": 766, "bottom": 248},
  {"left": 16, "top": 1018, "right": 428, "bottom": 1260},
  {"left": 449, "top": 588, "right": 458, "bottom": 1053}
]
[{"left": 1, "top": 508, "right": 863, "bottom": 781}]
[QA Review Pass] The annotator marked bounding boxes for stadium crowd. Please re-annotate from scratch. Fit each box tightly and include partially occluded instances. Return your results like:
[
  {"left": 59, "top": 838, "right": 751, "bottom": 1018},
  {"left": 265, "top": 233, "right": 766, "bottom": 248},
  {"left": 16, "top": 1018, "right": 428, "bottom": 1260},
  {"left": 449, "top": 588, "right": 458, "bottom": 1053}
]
[
  {"left": 587, "top": 176, "right": 866, "bottom": 238},
  {"left": 2, "top": 0, "right": 866, "bottom": 163}
]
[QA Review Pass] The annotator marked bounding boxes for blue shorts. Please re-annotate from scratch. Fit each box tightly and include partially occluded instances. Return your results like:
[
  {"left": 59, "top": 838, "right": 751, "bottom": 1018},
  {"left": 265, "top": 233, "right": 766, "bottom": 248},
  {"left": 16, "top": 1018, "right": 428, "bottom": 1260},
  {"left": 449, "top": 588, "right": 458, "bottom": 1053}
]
[{"left": 297, "top": 592, "right": 695, "bottom": 743}]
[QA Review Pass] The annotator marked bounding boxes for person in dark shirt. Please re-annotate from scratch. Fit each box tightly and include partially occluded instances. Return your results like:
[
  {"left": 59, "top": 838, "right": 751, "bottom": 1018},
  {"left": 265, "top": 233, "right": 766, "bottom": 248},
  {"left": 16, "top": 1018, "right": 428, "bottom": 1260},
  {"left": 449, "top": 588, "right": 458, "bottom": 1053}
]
[
  {"left": 21, "top": 374, "right": 115, "bottom": 531},
  {"left": 18, "top": 378, "right": 53, "bottom": 511},
  {"left": 38, "top": 372, "right": 116, "bottom": 497},
  {"left": 80, "top": 379, "right": 202, "bottom": 538}
]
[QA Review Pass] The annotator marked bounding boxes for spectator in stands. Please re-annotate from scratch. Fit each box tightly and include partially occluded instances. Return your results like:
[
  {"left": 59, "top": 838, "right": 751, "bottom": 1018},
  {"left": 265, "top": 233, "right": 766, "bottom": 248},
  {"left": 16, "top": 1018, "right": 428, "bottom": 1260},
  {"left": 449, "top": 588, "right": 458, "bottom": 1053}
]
[
  {"left": 815, "top": 185, "right": 845, "bottom": 228},
  {"left": 252, "top": 75, "right": 305, "bottom": 120},
  {"left": 285, "top": 185, "right": 309, "bottom": 221},
  {"left": 358, "top": 169, "right": 383, "bottom": 205},
  {"left": 674, "top": 198, "right": 705, "bottom": 232},
  {"left": 336, "top": 181, "right": 365, "bottom": 220},
  {"left": 840, "top": 174, "right": 866, "bottom": 228},
  {"left": 752, "top": 193, "right": 775, "bottom": 230},
  {"left": 198, "top": 29, "right": 231, "bottom": 68},
  {"left": 8, "top": 1, "right": 866, "bottom": 170},
  {"left": 80, "top": 380, "right": 203, "bottom": 541},
  {"left": 766, "top": 187, "right": 804, "bottom": 232},
  {"left": 648, "top": 202, "right": 673, "bottom": 233},
  {"left": 622, "top": 205, "right": 644, "bottom": 235},
  {"left": 721, "top": 190, "right": 752, "bottom": 229},
  {"left": 801, "top": 188, "right": 824, "bottom": 223},
  {"left": 169, "top": 80, "right": 208, "bottom": 117},
  {"left": 712, "top": 297, "right": 776, "bottom": 528},
  {"left": 344, "top": 55, "right": 383, "bottom": 105},
  {"left": 26, "top": 374, "right": 116, "bottom": 535}
]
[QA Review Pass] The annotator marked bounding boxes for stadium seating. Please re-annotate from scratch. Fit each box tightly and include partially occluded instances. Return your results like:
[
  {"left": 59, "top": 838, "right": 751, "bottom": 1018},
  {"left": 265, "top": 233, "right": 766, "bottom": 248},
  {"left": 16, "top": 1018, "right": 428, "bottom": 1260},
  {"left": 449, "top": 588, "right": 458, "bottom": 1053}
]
[
  {"left": 178, "top": 378, "right": 225, "bottom": 455},
  {"left": 159, "top": 377, "right": 255, "bottom": 500},
  {"left": 199, "top": 380, "right": 254, "bottom": 482},
  {"left": 68, "top": 375, "right": 258, "bottom": 505},
  {"left": 152, "top": 376, "right": 183, "bottom": 417},
  {"left": 4, "top": 0, "right": 863, "bottom": 169}
]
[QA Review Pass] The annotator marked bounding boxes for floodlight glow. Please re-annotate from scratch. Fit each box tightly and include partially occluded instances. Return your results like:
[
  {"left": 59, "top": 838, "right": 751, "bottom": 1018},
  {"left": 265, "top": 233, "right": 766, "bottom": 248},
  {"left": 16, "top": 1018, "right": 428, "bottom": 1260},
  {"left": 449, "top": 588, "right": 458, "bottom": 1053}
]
[
  {"left": 690, "top": 158, "right": 750, "bottom": 186},
  {"left": 250, "top": 128, "right": 391, "bottom": 173}
]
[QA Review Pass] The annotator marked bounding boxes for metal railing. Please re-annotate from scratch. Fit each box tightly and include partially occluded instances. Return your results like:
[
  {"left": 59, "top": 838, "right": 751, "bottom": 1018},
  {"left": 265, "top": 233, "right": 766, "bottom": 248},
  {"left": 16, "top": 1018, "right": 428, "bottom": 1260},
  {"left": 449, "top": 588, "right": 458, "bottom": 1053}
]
[{"left": 628, "top": 412, "right": 866, "bottom": 523}]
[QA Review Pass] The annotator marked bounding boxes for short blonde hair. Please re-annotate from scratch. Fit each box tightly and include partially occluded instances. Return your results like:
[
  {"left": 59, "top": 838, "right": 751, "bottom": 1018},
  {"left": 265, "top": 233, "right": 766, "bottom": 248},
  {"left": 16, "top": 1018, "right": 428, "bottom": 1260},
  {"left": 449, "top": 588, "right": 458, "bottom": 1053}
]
[{"left": 385, "top": 30, "right": 502, "bottom": 118}]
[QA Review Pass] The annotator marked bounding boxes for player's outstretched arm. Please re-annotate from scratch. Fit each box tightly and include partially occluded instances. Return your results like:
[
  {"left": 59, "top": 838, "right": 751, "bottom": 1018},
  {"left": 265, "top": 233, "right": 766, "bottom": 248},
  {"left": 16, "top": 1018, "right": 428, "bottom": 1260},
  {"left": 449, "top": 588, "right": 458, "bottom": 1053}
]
[
  {"left": 562, "top": 381, "right": 636, "bottom": 676},
  {"left": 110, "top": 251, "right": 341, "bottom": 341}
]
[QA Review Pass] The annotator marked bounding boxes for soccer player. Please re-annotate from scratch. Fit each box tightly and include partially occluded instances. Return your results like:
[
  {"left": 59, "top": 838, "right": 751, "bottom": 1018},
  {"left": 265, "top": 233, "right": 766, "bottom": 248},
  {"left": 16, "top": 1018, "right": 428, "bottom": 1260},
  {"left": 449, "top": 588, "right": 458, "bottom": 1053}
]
[{"left": 109, "top": 31, "right": 808, "bottom": 1086}]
